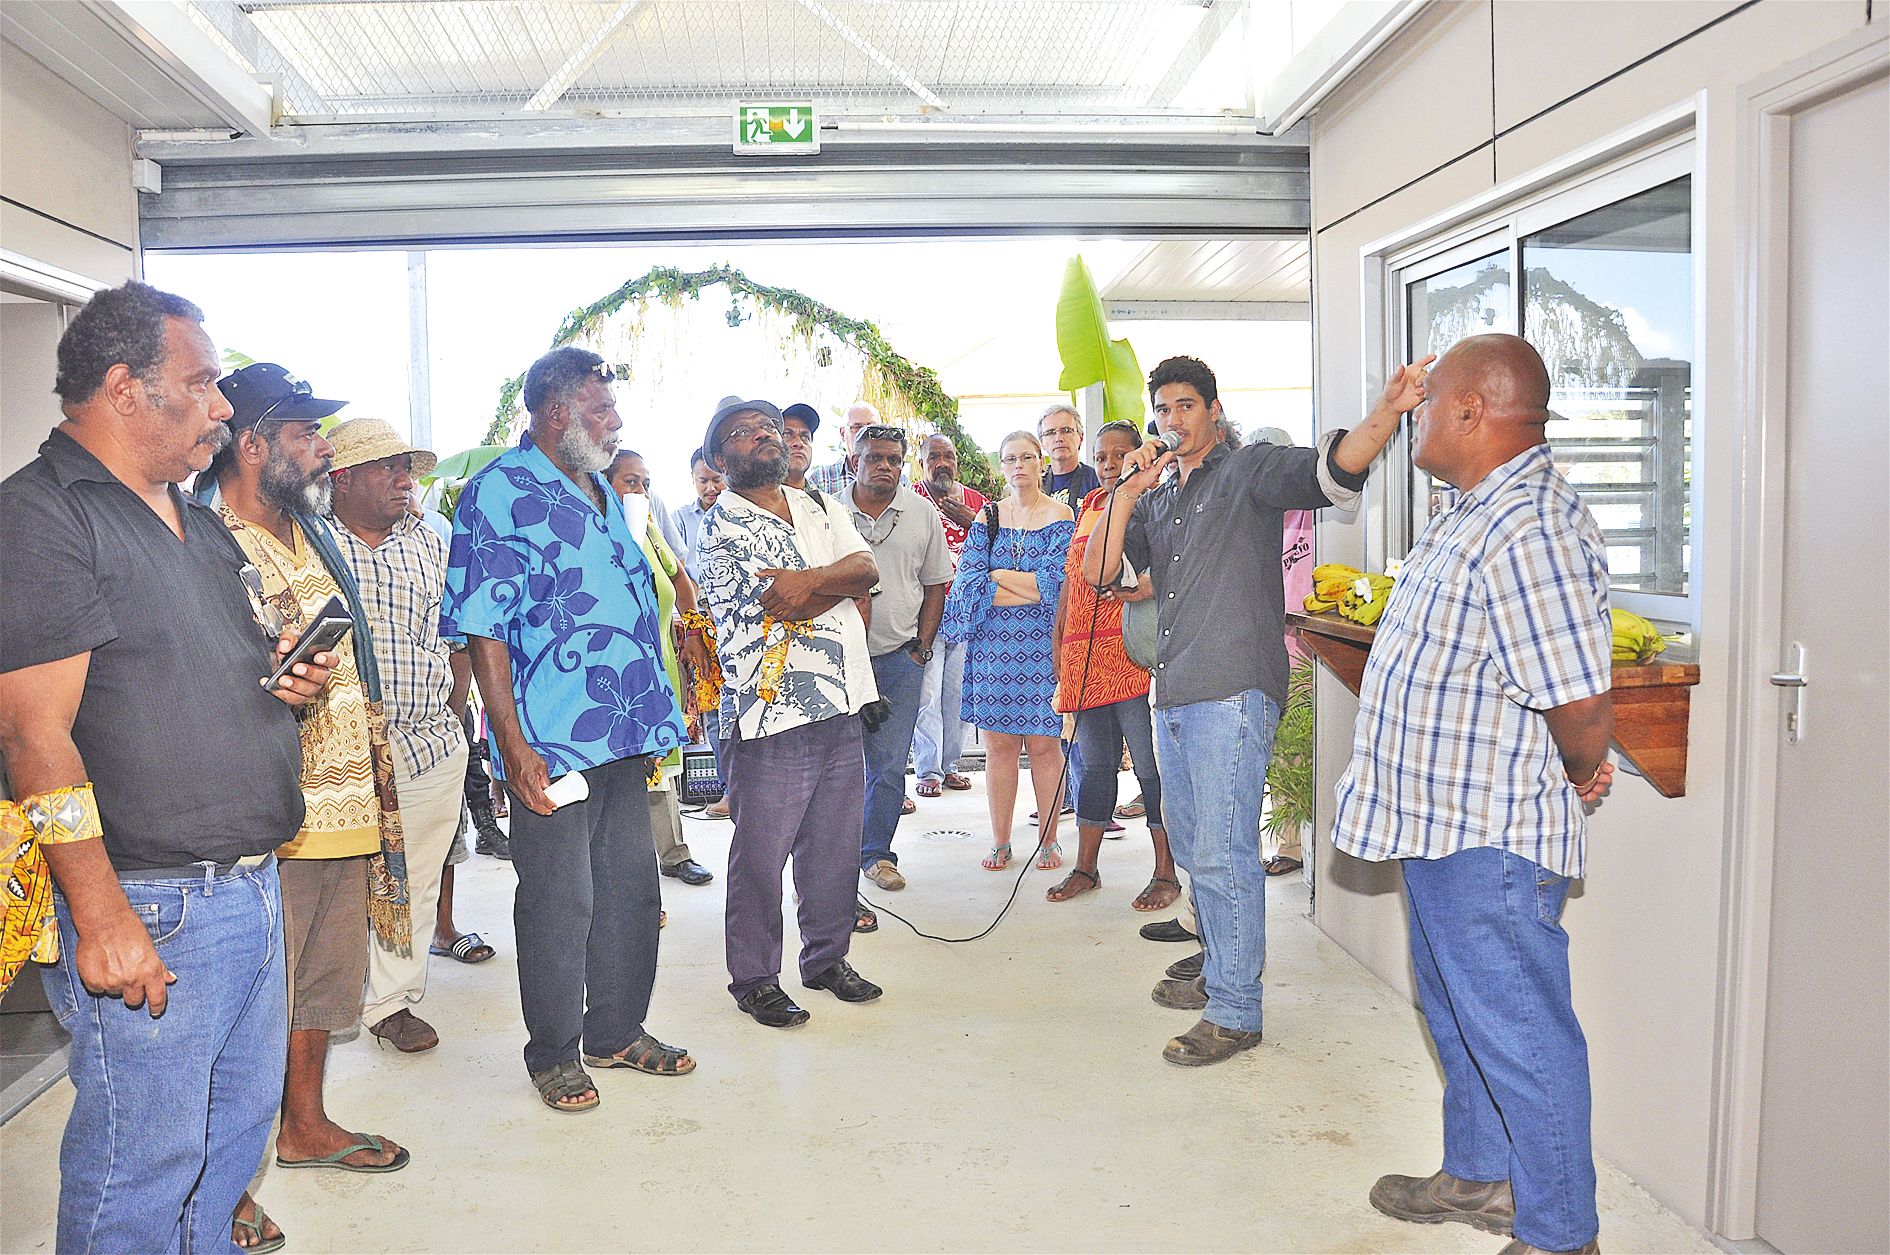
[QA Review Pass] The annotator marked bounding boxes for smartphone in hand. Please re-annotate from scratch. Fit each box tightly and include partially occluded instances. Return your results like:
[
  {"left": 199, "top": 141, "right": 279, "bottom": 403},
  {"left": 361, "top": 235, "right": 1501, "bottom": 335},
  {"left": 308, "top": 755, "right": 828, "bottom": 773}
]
[{"left": 265, "top": 595, "right": 352, "bottom": 690}]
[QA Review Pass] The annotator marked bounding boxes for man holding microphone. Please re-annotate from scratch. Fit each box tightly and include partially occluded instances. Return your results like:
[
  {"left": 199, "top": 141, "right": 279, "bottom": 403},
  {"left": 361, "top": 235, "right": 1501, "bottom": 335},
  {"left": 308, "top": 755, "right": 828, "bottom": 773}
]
[{"left": 1083, "top": 353, "right": 1430, "bottom": 1066}]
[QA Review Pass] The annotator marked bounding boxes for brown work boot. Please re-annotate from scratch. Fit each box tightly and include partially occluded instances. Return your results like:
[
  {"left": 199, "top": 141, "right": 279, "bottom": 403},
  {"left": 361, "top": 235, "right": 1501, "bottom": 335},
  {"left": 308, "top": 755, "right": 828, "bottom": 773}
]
[
  {"left": 1369, "top": 1169, "right": 1514, "bottom": 1235},
  {"left": 1161, "top": 1017, "right": 1262, "bottom": 1066},
  {"left": 1498, "top": 1240, "right": 1599, "bottom": 1254}
]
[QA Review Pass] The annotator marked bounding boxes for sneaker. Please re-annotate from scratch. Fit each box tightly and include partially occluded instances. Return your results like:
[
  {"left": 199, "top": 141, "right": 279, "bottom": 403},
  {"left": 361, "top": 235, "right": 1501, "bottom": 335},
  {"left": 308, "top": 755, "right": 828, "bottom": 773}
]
[
  {"left": 1368, "top": 1170, "right": 1515, "bottom": 1236},
  {"left": 863, "top": 859, "right": 906, "bottom": 891}
]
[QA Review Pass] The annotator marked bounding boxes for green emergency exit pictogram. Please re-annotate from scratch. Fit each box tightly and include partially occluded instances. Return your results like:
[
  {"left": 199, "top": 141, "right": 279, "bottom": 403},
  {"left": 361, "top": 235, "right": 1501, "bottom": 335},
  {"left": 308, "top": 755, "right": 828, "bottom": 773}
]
[{"left": 735, "top": 103, "right": 820, "bottom": 154}]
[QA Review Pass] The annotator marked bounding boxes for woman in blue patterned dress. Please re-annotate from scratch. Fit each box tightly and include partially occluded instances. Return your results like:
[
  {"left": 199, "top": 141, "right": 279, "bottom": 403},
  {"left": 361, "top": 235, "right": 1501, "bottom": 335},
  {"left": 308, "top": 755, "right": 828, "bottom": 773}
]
[{"left": 941, "top": 431, "right": 1076, "bottom": 872}]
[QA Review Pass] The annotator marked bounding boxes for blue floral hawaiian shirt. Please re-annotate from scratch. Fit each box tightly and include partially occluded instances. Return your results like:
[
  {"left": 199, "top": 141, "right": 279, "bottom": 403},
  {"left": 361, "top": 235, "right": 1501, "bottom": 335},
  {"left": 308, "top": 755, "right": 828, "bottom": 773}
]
[{"left": 441, "top": 434, "right": 686, "bottom": 777}]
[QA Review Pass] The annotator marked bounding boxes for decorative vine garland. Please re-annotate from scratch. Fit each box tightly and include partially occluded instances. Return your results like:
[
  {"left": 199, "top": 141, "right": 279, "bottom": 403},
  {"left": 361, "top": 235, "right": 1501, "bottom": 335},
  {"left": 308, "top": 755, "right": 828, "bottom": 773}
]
[{"left": 486, "top": 263, "right": 996, "bottom": 495}]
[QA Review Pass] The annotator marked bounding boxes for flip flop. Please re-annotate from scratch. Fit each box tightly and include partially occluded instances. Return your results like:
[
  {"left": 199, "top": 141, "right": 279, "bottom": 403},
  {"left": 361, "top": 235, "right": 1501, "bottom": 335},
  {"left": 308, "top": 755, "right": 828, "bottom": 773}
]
[
  {"left": 232, "top": 1207, "right": 286, "bottom": 1255},
  {"left": 915, "top": 780, "right": 942, "bottom": 798},
  {"left": 428, "top": 932, "right": 495, "bottom": 964},
  {"left": 276, "top": 1134, "right": 410, "bottom": 1173}
]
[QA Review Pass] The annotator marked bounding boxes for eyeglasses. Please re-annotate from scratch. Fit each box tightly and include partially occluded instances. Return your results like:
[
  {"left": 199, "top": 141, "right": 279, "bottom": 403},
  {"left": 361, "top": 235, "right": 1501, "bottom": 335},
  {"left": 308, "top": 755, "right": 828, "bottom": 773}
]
[
  {"left": 999, "top": 451, "right": 1041, "bottom": 467},
  {"left": 1039, "top": 424, "right": 1080, "bottom": 439},
  {"left": 719, "top": 415, "right": 783, "bottom": 448},
  {"left": 239, "top": 563, "right": 285, "bottom": 638},
  {"left": 251, "top": 379, "right": 313, "bottom": 426}
]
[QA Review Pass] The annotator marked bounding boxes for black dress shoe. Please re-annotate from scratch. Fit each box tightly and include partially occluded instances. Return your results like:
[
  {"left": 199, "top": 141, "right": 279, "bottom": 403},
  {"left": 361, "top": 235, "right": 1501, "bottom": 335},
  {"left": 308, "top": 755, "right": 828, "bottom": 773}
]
[
  {"left": 661, "top": 859, "right": 715, "bottom": 886},
  {"left": 801, "top": 960, "right": 883, "bottom": 1004},
  {"left": 735, "top": 984, "right": 810, "bottom": 1028},
  {"left": 1140, "top": 918, "right": 1198, "bottom": 943},
  {"left": 1166, "top": 949, "right": 1205, "bottom": 980}
]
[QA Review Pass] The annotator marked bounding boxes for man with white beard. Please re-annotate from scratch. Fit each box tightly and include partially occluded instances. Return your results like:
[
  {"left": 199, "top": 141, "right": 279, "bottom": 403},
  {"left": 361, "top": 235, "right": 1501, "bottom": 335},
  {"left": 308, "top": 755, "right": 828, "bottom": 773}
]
[{"left": 444, "top": 347, "right": 696, "bottom": 1114}]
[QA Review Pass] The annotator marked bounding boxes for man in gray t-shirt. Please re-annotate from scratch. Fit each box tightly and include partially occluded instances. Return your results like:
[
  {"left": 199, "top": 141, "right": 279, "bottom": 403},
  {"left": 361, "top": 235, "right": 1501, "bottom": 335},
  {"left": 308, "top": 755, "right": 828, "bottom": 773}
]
[{"left": 846, "top": 426, "right": 955, "bottom": 890}]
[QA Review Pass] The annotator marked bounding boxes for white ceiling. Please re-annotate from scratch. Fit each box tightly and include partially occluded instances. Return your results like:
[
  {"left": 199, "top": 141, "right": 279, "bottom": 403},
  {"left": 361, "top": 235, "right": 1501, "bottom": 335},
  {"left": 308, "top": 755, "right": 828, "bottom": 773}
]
[{"left": 1102, "top": 237, "right": 1309, "bottom": 303}]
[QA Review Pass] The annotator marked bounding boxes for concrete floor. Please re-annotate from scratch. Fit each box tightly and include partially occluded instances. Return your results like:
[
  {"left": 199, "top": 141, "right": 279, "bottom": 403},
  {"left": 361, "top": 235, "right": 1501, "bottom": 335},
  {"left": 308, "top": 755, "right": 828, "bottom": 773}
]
[{"left": 0, "top": 778, "right": 1715, "bottom": 1253}]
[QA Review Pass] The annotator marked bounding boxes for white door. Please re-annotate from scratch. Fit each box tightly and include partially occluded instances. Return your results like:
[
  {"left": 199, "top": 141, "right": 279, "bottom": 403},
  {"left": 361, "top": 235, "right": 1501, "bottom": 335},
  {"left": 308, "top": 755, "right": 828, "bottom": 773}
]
[{"left": 1753, "top": 68, "right": 1890, "bottom": 1255}]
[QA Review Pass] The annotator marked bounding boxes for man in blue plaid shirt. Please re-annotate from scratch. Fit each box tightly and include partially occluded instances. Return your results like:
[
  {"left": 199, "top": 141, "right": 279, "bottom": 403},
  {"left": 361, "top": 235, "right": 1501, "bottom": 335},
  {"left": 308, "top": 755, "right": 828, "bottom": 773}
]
[{"left": 1334, "top": 335, "right": 1615, "bottom": 1255}]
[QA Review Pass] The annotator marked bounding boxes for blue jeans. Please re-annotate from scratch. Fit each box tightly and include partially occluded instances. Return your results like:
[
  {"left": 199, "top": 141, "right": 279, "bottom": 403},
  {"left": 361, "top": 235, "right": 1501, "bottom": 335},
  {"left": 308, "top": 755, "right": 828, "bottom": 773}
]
[
  {"left": 861, "top": 648, "right": 928, "bottom": 868},
  {"left": 1401, "top": 848, "right": 1598, "bottom": 1251},
  {"left": 912, "top": 640, "right": 967, "bottom": 781},
  {"left": 1154, "top": 688, "right": 1277, "bottom": 1033},
  {"left": 42, "top": 860, "right": 287, "bottom": 1255},
  {"left": 1074, "top": 696, "right": 1162, "bottom": 828}
]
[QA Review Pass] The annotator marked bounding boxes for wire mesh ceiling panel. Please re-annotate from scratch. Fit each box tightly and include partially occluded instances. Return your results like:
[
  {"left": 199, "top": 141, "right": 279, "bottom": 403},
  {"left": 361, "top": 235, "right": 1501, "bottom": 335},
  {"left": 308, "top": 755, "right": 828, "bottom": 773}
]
[{"left": 187, "top": 0, "right": 1256, "bottom": 122}]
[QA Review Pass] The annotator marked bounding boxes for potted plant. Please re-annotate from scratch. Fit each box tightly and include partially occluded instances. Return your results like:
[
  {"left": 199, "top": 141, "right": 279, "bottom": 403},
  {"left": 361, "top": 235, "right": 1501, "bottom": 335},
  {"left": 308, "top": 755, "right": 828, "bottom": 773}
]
[{"left": 1264, "top": 653, "right": 1316, "bottom": 871}]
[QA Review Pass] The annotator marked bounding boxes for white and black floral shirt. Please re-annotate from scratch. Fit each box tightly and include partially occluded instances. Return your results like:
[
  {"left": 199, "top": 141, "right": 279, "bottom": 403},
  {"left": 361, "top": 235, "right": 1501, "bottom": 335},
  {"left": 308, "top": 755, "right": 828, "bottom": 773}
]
[{"left": 698, "top": 486, "right": 879, "bottom": 742}]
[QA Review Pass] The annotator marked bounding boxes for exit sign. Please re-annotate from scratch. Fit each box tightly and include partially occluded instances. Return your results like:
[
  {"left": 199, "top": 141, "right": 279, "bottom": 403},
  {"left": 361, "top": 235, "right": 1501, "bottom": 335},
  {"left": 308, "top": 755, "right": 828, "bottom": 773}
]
[{"left": 735, "top": 103, "right": 820, "bottom": 155}]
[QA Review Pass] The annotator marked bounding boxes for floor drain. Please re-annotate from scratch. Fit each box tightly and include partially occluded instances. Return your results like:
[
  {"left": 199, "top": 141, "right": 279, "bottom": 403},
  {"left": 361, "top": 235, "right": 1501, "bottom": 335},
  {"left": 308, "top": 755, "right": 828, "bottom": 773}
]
[{"left": 920, "top": 828, "right": 973, "bottom": 842}]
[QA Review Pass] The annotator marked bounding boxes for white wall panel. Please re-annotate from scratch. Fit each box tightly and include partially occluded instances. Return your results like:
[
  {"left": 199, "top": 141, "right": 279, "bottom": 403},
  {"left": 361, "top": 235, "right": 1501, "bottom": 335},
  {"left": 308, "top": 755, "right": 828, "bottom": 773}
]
[{"left": 1309, "top": 1, "right": 1492, "bottom": 230}]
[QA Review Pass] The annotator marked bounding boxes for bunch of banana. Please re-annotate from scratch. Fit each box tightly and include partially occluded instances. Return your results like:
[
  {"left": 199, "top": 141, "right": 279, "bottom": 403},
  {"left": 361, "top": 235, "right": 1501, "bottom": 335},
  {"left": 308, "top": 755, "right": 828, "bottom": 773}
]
[
  {"left": 1338, "top": 573, "right": 1396, "bottom": 626},
  {"left": 1611, "top": 609, "right": 1667, "bottom": 664},
  {"left": 1304, "top": 563, "right": 1363, "bottom": 613}
]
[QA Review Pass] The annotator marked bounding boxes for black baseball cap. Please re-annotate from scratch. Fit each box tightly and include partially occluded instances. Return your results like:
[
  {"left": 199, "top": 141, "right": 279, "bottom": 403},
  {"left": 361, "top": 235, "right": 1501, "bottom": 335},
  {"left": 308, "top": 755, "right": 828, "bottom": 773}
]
[
  {"left": 781, "top": 402, "right": 820, "bottom": 433},
  {"left": 704, "top": 395, "right": 785, "bottom": 461},
  {"left": 218, "top": 363, "right": 346, "bottom": 433}
]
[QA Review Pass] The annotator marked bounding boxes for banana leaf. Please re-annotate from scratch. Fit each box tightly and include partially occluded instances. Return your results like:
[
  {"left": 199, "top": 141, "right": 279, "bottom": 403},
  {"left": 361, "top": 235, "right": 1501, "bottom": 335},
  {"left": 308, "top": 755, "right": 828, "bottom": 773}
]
[
  {"left": 1054, "top": 255, "right": 1145, "bottom": 431},
  {"left": 424, "top": 444, "right": 507, "bottom": 484}
]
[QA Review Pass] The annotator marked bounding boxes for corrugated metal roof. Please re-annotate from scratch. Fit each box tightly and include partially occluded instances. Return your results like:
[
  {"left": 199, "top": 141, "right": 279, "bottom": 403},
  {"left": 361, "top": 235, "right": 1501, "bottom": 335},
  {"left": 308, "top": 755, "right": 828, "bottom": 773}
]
[
  {"left": 185, "top": 0, "right": 1260, "bottom": 121},
  {"left": 1102, "top": 238, "right": 1309, "bottom": 303}
]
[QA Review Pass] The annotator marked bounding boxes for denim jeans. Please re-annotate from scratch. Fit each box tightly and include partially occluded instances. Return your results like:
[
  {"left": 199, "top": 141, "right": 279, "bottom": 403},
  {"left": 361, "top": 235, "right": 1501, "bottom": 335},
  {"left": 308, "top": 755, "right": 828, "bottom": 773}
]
[
  {"left": 42, "top": 859, "right": 287, "bottom": 1255},
  {"left": 911, "top": 639, "right": 967, "bottom": 781},
  {"left": 1074, "top": 696, "right": 1162, "bottom": 828},
  {"left": 861, "top": 648, "right": 928, "bottom": 869},
  {"left": 701, "top": 706, "right": 728, "bottom": 795},
  {"left": 1401, "top": 848, "right": 1598, "bottom": 1251},
  {"left": 1154, "top": 688, "right": 1277, "bottom": 1033}
]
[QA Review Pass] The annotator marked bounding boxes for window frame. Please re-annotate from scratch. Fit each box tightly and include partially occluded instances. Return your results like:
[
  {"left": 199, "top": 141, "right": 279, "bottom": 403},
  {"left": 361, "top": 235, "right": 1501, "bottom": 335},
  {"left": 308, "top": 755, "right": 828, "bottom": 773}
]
[{"left": 1378, "top": 135, "right": 1703, "bottom": 629}]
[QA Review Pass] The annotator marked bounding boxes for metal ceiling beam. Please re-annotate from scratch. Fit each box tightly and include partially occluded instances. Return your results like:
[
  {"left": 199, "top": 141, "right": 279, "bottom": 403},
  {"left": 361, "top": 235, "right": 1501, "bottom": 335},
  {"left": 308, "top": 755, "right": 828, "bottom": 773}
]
[
  {"left": 90, "top": 1, "right": 275, "bottom": 132},
  {"left": 520, "top": 0, "right": 647, "bottom": 112},
  {"left": 135, "top": 135, "right": 1308, "bottom": 249},
  {"left": 1104, "top": 300, "right": 1309, "bottom": 321},
  {"left": 794, "top": 0, "right": 946, "bottom": 110},
  {"left": 189, "top": 0, "right": 329, "bottom": 113},
  {"left": 1144, "top": 0, "right": 1244, "bottom": 109}
]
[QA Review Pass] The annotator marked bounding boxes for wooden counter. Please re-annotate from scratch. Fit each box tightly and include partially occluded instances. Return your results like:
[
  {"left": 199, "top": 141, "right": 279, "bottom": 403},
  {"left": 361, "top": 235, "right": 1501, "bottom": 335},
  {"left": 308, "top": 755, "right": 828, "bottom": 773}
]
[{"left": 1288, "top": 610, "right": 1701, "bottom": 798}]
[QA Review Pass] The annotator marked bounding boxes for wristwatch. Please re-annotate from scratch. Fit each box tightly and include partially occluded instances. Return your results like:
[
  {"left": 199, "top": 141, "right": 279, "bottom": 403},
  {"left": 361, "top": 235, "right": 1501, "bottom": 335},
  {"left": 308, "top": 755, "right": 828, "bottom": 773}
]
[{"left": 906, "top": 638, "right": 934, "bottom": 664}]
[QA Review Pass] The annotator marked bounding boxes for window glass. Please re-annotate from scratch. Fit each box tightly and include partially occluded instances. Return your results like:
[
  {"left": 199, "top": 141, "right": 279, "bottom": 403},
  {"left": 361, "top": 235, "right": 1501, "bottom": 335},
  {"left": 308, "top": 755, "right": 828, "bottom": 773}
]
[
  {"left": 1406, "top": 251, "right": 1513, "bottom": 521},
  {"left": 1407, "top": 251, "right": 1513, "bottom": 361},
  {"left": 1523, "top": 176, "right": 1693, "bottom": 596}
]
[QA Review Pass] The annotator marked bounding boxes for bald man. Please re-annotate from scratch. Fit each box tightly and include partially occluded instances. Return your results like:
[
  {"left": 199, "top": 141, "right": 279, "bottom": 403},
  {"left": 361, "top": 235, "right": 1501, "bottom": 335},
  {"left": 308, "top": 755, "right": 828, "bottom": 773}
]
[
  {"left": 1334, "top": 334, "right": 1614, "bottom": 1255},
  {"left": 806, "top": 401, "right": 879, "bottom": 497}
]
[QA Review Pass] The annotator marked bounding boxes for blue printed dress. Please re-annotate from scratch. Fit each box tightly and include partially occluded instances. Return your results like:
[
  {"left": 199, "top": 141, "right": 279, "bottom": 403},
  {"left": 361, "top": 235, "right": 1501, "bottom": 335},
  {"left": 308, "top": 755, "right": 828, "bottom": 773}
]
[{"left": 941, "top": 518, "right": 1075, "bottom": 736}]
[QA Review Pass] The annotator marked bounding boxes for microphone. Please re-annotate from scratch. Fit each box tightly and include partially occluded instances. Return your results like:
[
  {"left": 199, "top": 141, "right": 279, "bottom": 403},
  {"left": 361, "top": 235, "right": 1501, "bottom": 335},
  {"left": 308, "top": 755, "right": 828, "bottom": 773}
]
[{"left": 1152, "top": 429, "right": 1182, "bottom": 453}]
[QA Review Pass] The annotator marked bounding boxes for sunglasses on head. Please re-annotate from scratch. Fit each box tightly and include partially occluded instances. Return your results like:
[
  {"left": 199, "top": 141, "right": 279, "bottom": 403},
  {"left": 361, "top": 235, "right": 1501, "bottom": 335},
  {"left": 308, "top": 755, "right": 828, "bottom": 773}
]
[{"left": 251, "top": 378, "right": 313, "bottom": 426}]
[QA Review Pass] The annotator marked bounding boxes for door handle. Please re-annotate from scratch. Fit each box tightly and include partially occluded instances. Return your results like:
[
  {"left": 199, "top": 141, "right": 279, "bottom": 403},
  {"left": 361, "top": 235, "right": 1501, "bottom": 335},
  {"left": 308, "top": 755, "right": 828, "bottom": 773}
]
[{"left": 1774, "top": 642, "right": 1808, "bottom": 743}]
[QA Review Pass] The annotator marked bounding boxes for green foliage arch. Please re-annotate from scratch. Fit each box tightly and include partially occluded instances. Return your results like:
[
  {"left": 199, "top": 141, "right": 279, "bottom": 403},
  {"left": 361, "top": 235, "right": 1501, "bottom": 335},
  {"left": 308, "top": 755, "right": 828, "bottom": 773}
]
[{"left": 486, "top": 263, "right": 994, "bottom": 494}]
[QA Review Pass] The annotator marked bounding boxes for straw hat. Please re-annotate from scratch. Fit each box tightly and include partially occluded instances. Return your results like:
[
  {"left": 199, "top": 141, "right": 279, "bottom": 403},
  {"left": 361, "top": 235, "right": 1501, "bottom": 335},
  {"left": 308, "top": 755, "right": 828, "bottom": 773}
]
[{"left": 326, "top": 417, "right": 438, "bottom": 477}]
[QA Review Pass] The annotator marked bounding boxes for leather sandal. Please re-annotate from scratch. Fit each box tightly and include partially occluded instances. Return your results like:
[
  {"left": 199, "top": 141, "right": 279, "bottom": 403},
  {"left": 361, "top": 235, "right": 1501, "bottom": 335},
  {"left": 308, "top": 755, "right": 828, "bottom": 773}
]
[
  {"left": 585, "top": 1032, "right": 695, "bottom": 1076},
  {"left": 1045, "top": 867, "right": 1100, "bottom": 902},
  {"left": 530, "top": 1060, "right": 599, "bottom": 1112}
]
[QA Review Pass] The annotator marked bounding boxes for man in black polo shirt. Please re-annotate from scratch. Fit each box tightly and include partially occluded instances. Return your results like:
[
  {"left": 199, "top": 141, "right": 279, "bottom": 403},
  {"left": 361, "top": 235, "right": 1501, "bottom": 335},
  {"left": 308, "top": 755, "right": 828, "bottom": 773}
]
[
  {"left": 1083, "top": 354, "right": 1429, "bottom": 1066},
  {"left": 0, "top": 282, "right": 335, "bottom": 1254}
]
